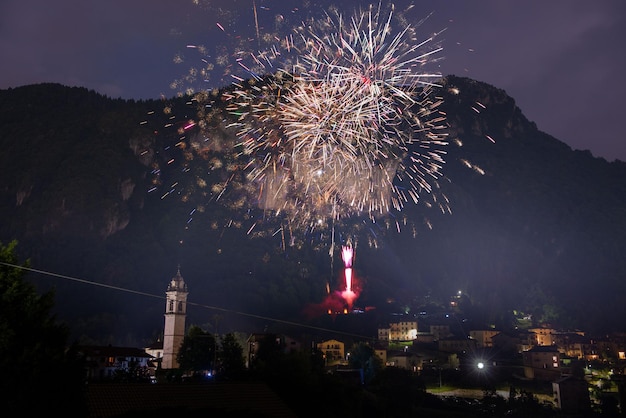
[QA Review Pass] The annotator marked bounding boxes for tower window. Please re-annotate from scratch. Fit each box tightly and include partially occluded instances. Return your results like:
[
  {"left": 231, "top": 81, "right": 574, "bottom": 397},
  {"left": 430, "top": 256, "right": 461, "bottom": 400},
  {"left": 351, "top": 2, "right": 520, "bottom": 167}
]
[{"left": 169, "top": 300, "right": 174, "bottom": 312}]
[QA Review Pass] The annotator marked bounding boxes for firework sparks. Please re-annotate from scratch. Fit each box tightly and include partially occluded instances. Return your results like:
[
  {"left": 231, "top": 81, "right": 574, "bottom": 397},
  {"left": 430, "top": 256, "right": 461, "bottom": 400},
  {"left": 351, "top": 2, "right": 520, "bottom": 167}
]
[
  {"left": 341, "top": 241, "right": 358, "bottom": 309},
  {"left": 226, "top": 3, "right": 449, "bottom": 226},
  {"left": 341, "top": 242, "right": 354, "bottom": 292},
  {"left": 157, "top": 2, "right": 452, "bottom": 249}
]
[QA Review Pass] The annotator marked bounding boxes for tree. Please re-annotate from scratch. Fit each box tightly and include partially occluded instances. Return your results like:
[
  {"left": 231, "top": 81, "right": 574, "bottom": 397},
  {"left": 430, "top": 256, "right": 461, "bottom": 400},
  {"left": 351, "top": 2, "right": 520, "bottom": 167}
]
[
  {"left": 177, "top": 325, "right": 216, "bottom": 375},
  {"left": 218, "top": 332, "right": 246, "bottom": 380},
  {"left": 347, "top": 342, "right": 383, "bottom": 384},
  {"left": 0, "top": 240, "right": 86, "bottom": 415}
]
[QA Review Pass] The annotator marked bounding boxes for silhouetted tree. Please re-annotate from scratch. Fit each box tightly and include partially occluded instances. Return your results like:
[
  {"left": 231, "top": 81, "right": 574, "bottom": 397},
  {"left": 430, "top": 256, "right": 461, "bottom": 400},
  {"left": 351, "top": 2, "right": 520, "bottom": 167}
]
[
  {"left": 177, "top": 325, "right": 216, "bottom": 376},
  {"left": 217, "top": 332, "right": 246, "bottom": 380},
  {"left": 347, "top": 342, "right": 383, "bottom": 384},
  {"left": 0, "top": 240, "right": 86, "bottom": 415}
]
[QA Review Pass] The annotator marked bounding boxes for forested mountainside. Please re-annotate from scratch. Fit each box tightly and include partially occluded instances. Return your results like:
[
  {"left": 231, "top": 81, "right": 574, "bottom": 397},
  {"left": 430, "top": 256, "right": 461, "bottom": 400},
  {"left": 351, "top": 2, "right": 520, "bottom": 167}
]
[{"left": 1, "top": 76, "right": 625, "bottom": 345}]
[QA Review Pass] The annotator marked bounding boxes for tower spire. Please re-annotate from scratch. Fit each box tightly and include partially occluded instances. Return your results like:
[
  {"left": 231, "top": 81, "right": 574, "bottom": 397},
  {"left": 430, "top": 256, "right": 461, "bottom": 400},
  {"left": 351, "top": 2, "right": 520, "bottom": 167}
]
[{"left": 162, "top": 267, "right": 189, "bottom": 369}]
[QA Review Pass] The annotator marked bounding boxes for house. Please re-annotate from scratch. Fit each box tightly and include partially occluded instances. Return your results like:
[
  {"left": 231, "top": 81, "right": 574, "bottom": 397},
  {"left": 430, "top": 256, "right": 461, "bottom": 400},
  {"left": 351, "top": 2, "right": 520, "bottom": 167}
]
[
  {"left": 378, "top": 320, "right": 418, "bottom": 342},
  {"left": 411, "top": 343, "right": 454, "bottom": 370},
  {"left": 317, "top": 339, "right": 345, "bottom": 366},
  {"left": 415, "top": 332, "right": 436, "bottom": 344},
  {"left": 429, "top": 324, "right": 453, "bottom": 341},
  {"left": 386, "top": 349, "right": 422, "bottom": 372},
  {"left": 438, "top": 335, "right": 477, "bottom": 354},
  {"left": 390, "top": 321, "right": 418, "bottom": 341},
  {"left": 596, "top": 332, "right": 626, "bottom": 362},
  {"left": 529, "top": 327, "right": 556, "bottom": 346},
  {"left": 522, "top": 345, "right": 561, "bottom": 381},
  {"left": 373, "top": 347, "right": 387, "bottom": 365},
  {"left": 78, "top": 345, "right": 155, "bottom": 382},
  {"left": 492, "top": 329, "right": 536, "bottom": 354},
  {"left": 144, "top": 339, "right": 163, "bottom": 370},
  {"left": 552, "top": 375, "right": 591, "bottom": 414},
  {"left": 378, "top": 326, "right": 390, "bottom": 343},
  {"left": 553, "top": 332, "right": 597, "bottom": 360},
  {"left": 247, "top": 333, "right": 302, "bottom": 367},
  {"left": 469, "top": 329, "right": 499, "bottom": 348}
]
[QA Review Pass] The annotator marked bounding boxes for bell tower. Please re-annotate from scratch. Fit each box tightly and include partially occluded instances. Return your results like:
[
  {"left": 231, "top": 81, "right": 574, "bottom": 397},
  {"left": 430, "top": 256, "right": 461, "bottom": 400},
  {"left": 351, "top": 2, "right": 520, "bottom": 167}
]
[{"left": 161, "top": 266, "right": 188, "bottom": 369}]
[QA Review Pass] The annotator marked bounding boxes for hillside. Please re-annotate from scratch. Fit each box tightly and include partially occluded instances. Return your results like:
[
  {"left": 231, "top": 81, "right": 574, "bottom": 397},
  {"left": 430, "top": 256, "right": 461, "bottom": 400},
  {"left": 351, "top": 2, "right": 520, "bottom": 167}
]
[{"left": 1, "top": 76, "right": 625, "bottom": 345}]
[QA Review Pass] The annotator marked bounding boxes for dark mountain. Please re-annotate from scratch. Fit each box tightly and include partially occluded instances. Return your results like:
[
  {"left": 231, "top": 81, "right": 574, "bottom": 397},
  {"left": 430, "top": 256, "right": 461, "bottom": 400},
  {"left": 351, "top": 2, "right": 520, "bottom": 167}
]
[{"left": 1, "top": 76, "right": 625, "bottom": 346}]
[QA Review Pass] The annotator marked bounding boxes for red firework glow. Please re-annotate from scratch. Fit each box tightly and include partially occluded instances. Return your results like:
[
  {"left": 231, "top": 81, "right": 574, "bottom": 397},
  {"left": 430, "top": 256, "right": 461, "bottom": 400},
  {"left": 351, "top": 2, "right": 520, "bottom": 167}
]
[{"left": 302, "top": 243, "right": 361, "bottom": 318}]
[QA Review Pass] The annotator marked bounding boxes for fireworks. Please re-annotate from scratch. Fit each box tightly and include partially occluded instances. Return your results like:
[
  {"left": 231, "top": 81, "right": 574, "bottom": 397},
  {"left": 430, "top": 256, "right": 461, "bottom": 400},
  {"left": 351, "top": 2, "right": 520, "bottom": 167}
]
[
  {"left": 153, "top": 2, "right": 452, "bottom": 249},
  {"left": 341, "top": 241, "right": 357, "bottom": 308},
  {"left": 232, "top": 4, "right": 447, "bottom": 220}
]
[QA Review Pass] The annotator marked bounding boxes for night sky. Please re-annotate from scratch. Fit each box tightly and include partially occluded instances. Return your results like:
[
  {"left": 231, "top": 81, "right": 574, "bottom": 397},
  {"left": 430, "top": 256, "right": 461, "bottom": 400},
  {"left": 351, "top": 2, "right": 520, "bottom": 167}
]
[{"left": 2, "top": 0, "right": 625, "bottom": 162}]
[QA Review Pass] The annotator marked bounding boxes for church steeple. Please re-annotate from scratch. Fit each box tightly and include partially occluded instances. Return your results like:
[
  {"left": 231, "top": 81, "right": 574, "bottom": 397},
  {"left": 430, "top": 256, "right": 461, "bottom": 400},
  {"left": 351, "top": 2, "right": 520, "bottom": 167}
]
[
  {"left": 167, "top": 265, "right": 187, "bottom": 294},
  {"left": 162, "top": 266, "right": 189, "bottom": 369}
]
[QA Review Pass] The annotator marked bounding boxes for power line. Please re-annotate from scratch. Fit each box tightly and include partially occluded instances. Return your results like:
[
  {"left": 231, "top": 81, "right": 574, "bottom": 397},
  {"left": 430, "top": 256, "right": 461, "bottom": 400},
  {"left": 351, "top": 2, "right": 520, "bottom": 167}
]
[
  {"left": 0, "top": 261, "right": 376, "bottom": 341},
  {"left": 0, "top": 261, "right": 163, "bottom": 300}
]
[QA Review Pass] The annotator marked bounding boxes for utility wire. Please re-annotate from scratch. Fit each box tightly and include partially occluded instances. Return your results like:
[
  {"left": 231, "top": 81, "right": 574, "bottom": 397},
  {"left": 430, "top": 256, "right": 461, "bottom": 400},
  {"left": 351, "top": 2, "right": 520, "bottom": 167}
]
[{"left": 0, "top": 261, "right": 163, "bottom": 300}]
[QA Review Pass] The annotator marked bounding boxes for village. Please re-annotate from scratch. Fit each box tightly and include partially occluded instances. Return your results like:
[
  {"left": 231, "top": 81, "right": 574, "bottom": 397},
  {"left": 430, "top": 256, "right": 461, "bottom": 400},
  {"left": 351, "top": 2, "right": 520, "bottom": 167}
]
[{"left": 80, "top": 269, "right": 626, "bottom": 416}]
